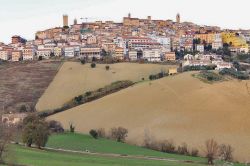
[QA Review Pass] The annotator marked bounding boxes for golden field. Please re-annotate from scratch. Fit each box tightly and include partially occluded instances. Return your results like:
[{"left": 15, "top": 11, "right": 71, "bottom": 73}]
[
  {"left": 48, "top": 72, "right": 250, "bottom": 162},
  {"left": 36, "top": 62, "right": 176, "bottom": 111}
]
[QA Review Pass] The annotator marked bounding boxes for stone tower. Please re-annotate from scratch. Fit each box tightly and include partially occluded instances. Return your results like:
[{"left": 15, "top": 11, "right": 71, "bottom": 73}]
[
  {"left": 74, "top": 18, "right": 77, "bottom": 25},
  {"left": 63, "top": 15, "right": 69, "bottom": 27},
  {"left": 176, "top": 13, "right": 180, "bottom": 23},
  {"left": 128, "top": 13, "right": 131, "bottom": 18}
]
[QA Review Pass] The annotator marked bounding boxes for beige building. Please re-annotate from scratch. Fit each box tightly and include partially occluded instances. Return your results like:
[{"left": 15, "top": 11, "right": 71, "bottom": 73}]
[
  {"left": 11, "top": 50, "right": 22, "bottom": 61},
  {"left": 80, "top": 47, "right": 101, "bottom": 60},
  {"left": 129, "top": 50, "right": 138, "bottom": 61},
  {"left": 0, "top": 50, "right": 11, "bottom": 61},
  {"left": 123, "top": 13, "right": 140, "bottom": 27},
  {"left": 169, "top": 68, "right": 178, "bottom": 75},
  {"left": 2, "top": 113, "right": 27, "bottom": 125},
  {"left": 87, "top": 36, "right": 97, "bottom": 44},
  {"left": 54, "top": 47, "right": 63, "bottom": 57},
  {"left": 23, "top": 47, "right": 36, "bottom": 60},
  {"left": 114, "top": 47, "right": 124, "bottom": 60},
  {"left": 165, "top": 52, "right": 176, "bottom": 61}
]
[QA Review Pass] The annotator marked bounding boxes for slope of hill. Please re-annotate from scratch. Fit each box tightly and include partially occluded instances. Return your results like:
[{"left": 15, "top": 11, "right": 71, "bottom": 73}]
[
  {"left": 49, "top": 72, "right": 250, "bottom": 162},
  {"left": 8, "top": 144, "right": 206, "bottom": 166},
  {"left": 46, "top": 132, "right": 205, "bottom": 162},
  {"left": 36, "top": 62, "right": 176, "bottom": 111},
  {"left": 0, "top": 61, "right": 61, "bottom": 113}
]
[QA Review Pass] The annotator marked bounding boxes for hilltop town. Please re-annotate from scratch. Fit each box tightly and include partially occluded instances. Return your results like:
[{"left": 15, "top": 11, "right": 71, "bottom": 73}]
[
  {"left": 0, "top": 13, "right": 250, "bottom": 70},
  {"left": 1, "top": 13, "right": 250, "bottom": 166}
]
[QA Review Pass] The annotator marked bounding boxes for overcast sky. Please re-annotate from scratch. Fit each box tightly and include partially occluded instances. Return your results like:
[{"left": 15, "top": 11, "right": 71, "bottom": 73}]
[{"left": 0, "top": 0, "right": 249, "bottom": 43}]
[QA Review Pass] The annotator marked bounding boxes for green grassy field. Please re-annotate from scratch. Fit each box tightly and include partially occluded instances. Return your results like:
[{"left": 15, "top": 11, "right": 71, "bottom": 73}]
[
  {"left": 8, "top": 145, "right": 204, "bottom": 166},
  {"left": 46, "top": 132, "right": 205, "bottom": 163},
  {"left": 7, "top": 133, "right": 245, "bottom": 166}
]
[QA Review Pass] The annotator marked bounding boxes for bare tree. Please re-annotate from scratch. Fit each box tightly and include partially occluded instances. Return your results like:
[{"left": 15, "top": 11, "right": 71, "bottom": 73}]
[
  {"left": 97, "top": 128, "right": 106, "bottom": 138},
  {"left": 143, "top": 129, "right": 158, "bottom": 150},
  {"left": 219, "top": 144, "right": 234, "bottom": 162},
  {"left": 0, "top": 123, "right": 14, "bottom": 163},
  {"left": 110, "top": 127, "right": 128, "bottom": 142},
  {"left": 205, "top": 139, "right": 219, "bottom": 165},
  {"left": 160, "top": 139, "right": 176, "bottom": 153}
]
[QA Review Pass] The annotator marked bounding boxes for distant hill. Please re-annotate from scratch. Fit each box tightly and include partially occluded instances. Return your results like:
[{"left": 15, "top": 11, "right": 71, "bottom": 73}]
[
  {"left": 49, "top": 72, "right": 250, "bottom": 162},
  {"left": 36, "top": 62, "right": 176, "bottom": 111}
]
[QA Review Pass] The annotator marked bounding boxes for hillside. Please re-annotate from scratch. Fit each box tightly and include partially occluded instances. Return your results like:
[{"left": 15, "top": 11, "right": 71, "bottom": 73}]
[
  {"left": 8, "top": 144, "right": 206, "bottom": 166},
  {"left": 46, "top": 132, "right": 205, "bottom": 162},
  {"left": 49, "top": 72, "right": 250, "bottom": 162},
  {"left": 36, "top": 62, "right": 176, "bottom": 111},
  {"left": 0, "top": 61, "right": 61, "bottom": 113}
]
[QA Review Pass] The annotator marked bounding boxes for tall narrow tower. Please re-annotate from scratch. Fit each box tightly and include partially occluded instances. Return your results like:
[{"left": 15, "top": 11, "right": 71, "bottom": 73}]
[
  {"left": 128, "top": 13, "right": 131, "bottom": 18},
  {"left": 176, "top": 13, "right": 180, "bottom": 23},
  {"left": 74, "top": 18, "right": 77, "bottom": 25},
  {"left": 63, "top": 15, "right": 69, "bottom": 27}
]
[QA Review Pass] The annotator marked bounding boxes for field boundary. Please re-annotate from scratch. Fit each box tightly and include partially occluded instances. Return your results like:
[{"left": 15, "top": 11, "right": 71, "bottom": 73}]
[
  {"left": 12, "top": 142, "right": 203, "bottom": 165},
  {"left": 38, "top": 80, "right": 135, "bottom": 117}
]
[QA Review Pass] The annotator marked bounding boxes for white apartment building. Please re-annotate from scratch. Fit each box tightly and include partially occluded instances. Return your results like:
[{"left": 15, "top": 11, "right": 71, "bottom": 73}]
[
  {"left": 64, "top": 46, "right": 75, "bottom": 57},
  {"left": 37, "top": 49, "right": 51, "bottom": 59},
  {"left": 23, "top": 47, "right": 36, "bottom": 60},
  {"left": 143, "top": 49, "right": 161, "bottom": 62},
  {"left": 148, "top": 35, "right": 171, "bottom": 52},
  {"left": 196, "top": 44, "right": 204, "bottom": 53},
  {"left": 129, "top": 50, "right": 138, "bottom": 61},
  {"left": 212, "top": 33, "right": 223, "bottom": 50},
  {"left": 80, "top": 47, "right": 101, "bottom": 60}
]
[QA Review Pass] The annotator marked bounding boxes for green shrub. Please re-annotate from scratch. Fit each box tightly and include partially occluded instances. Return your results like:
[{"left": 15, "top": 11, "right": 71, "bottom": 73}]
[
  {"left": 191, "top": 148, "right": 199, "bottom": 157},
  {"left": 85, "top": 91, "right": 92, "bottom": 97},
  {"left": 91, "top": 63, "right": 96, "bottom": 68},
  {"left": 160, "top": 140, "right": 176, "bottom": 153},
  {"left": 198, "top": 70, "right": 223, "bottom": 82},
  {"left": 219, "top": 68, "right": 249, "bottom": 80},
  {"left": 89, "top": 129, "right": 98, "bottom": 139},
  {"left": 105, "top": 65, "right": 110, "bottom": 70},
  {"left": 183, "top": 65, "right": 216, "bottom": 71},
  {"left": 80, "top": 59, "right": 86, "bottom": 64},
  {"left": 69, "top": 123, "right": 75, "bottom": 133},
  {"left": 74, "top": 95, "right": 83, "bottom": 104},
  {"left": 177, "top": 143, "right": 189, "bottom": 155},
  {"left": 149, "top": 72, "right": 166, "bottom": 81}
]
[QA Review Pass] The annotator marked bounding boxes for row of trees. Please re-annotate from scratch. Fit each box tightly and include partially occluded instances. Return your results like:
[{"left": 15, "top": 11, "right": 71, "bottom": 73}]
[
  {"left": 219, "top": 68, "right": 249, "bottom": 80},
  {"left": 143, "top": 134, "right": 234, "bottom": 165},
  {"left": 89, "top": 127, "right": 128, "bottom": 143}
]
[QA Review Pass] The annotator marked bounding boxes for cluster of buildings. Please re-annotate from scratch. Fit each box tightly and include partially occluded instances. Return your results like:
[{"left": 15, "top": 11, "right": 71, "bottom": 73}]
[
  {"left": 0, "top": 13, "right": 249, "bottom": 63},
  {"left": 183, "top": 53, "right": 233, "bottom": 70}
]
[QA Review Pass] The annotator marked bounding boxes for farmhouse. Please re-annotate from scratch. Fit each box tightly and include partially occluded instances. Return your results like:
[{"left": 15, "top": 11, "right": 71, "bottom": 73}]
[
  {"left": 168, "top": 68, "right": 178, "bottom": 75},
  {"left": 215, "top": 62, "right": 233, "bottom": 70},
  {"left": 183, "top": 60, "right": 212, "bottom": 67},
  {"left": 2, "top": 113, "right": 27, "bottom": 125},
  {"left": 165, "top": 52, "right": 176, "bottom": 61},
  {"left": 184, "top": 54, "right": 194, "bottom": 60}
]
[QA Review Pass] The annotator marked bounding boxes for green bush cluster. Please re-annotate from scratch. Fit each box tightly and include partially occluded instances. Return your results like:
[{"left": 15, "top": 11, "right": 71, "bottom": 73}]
[
  {"left": 198, "top": 71, "right": 223, "bottom": 82},
  {"left": 219, "top": 68, "right": 249, "bottom": 80},
  {"left": 149, "top": 72, "right": 168, "bottom": 81},
  {"left": 183, "top": 65, "right": 216, "bottom": 71}
]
